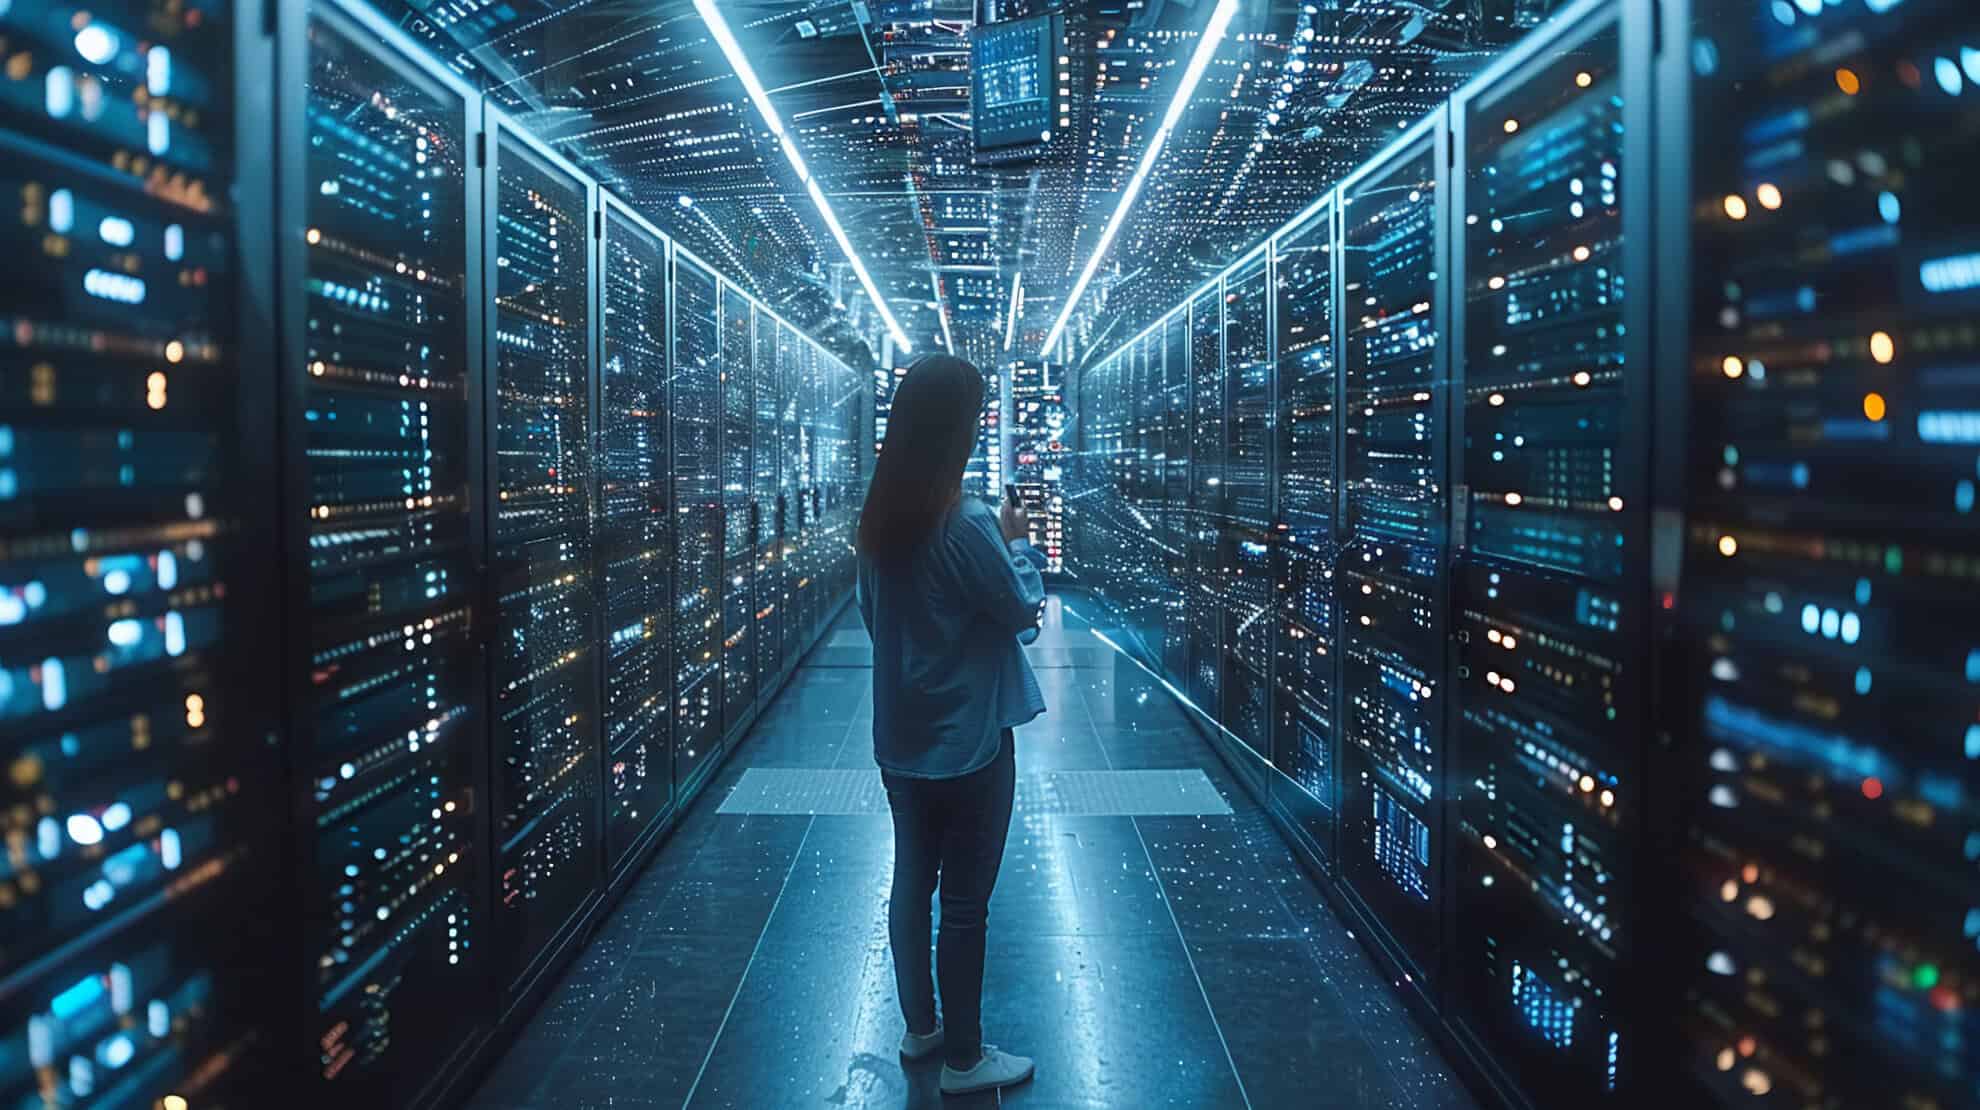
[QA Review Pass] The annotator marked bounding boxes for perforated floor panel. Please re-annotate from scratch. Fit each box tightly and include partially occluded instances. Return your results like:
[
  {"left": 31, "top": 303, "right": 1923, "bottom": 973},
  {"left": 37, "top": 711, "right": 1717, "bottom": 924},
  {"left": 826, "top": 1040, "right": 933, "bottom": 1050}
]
[{"left": 716, "top": 768, "right": 1234, "bottom": 817}]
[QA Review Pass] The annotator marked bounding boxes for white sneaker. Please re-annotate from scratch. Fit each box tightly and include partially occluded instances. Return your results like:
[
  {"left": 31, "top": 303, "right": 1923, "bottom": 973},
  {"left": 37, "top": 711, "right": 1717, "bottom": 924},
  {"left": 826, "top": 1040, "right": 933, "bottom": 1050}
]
[
  {"left": 939, "top": 1045, "right": 1035, "bottom": 1095},
  {"left": 900, "top": 1026, "right": 945, "bottom": 1062}
]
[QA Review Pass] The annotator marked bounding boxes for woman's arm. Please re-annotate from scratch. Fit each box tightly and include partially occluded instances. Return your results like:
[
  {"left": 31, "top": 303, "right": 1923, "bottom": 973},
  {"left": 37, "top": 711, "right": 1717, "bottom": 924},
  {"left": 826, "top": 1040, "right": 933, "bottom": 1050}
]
[
  {"left": 856, "top": 560, "right": 876, "bottom": 637},
  {"left": 954, "top": 506, "right": 1046, "bottom": 636}
]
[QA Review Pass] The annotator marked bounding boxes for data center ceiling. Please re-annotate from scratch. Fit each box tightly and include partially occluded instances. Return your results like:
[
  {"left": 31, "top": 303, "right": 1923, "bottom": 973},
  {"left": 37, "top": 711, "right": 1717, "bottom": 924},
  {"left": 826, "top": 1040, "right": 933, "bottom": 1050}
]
[{"left": 383, "top": 0, "right": 1560, "bottom": 367}]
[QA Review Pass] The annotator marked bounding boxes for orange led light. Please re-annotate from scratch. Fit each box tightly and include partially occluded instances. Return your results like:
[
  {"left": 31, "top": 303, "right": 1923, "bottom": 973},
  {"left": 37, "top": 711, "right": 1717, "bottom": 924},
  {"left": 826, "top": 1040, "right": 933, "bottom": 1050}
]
[
  {"left": 1863, "top": 392, "right": 1887, "bottom": 422},
  {"left": 1836, "top": 68, "right": 1860, "bottom": 95}
]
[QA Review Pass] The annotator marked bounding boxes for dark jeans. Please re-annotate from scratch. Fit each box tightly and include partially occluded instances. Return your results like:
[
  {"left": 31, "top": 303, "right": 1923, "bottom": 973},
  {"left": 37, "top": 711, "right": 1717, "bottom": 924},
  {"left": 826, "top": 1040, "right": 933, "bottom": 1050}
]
[{"left": 883, "top": 730, "right": 1017, "bottom": 1069}]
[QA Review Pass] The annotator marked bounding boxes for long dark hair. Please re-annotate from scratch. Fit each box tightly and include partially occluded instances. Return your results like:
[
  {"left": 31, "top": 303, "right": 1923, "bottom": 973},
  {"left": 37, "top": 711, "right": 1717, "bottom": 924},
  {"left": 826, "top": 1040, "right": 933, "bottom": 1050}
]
[{"left": 857, "top": 353, "right": 985, "bottom": 565}]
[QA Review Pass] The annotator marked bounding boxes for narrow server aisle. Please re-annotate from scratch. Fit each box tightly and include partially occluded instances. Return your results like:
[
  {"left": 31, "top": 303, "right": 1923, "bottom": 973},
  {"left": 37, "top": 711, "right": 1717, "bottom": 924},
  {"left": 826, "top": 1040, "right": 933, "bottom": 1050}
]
[
  {"left": 3, "top": 0, "right": 1976, "bottom": 1107},
  {"left": 466, "top": 600, "right": 1481, "bottom": 1110}
]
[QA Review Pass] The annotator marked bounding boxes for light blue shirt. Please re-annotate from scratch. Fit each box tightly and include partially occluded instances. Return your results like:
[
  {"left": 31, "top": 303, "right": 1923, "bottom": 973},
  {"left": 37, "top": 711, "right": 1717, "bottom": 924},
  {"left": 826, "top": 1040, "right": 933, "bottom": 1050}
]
[{"left": 857, "top": 497, "right": 1048, "bottom": 779}]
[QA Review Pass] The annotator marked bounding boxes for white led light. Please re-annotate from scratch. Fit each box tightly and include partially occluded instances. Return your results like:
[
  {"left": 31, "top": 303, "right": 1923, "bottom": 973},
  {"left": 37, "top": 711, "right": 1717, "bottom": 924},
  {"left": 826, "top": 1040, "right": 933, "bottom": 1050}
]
[
  {"left": 933, "top": 272, "right": 955, "bottom": 352},
  {"left": 1041, "top": 0, "right": 1239, "bottom": 355},
  {"left": 1002, "top": 270, "right": 1023, "bottom": 352},
  {"left": 694, "top": 0, "right": 910, "bottom": 353}
]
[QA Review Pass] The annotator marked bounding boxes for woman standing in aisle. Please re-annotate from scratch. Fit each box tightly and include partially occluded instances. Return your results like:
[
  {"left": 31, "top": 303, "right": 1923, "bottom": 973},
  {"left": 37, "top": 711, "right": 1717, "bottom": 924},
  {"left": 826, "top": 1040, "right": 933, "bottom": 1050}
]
[{"left": 855, "top": 353, "right": 1046, "bottom": 1097}]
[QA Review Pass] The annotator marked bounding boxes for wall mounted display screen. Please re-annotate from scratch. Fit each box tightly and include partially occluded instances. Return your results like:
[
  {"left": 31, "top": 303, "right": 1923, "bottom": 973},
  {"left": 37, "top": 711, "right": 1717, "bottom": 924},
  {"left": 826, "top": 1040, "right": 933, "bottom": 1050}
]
[
  {"left": 489, "top": 131, "right": 599, "bottom": 991},
  {"left": 600, "top": 206, "right": 672, "bottom": 869},
  {"left": 1272, "top": 203, "right": 1340, "bottom": 855},
  {"left": 0, "top": 0, "right": 271, "bottom": 1097},
  {"left": 671, "top": 256, "right": 722, "bottom": 789},
  {"left": 1450, "top": 22, "right": 1634, "bottom": 1104},
  {"left": 1676, "top": 0, "right": 1980, "bottom": 1106},
  {"left": 969, "top": 13, "right": 1060, "bottom": 159},
  {"left": 1340, "top": 139, "right": 1443, "bottom": 978},
  {"left": 299, "top": 15, "right": 484, "bottom": 1095}
]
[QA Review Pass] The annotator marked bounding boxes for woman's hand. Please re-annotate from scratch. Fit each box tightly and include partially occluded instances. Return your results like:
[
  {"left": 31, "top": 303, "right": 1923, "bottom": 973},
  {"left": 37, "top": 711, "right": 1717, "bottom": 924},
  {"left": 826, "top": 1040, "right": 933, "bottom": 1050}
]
[{"left": 999, "top": 500, "right": 1030, "bottom": 543}]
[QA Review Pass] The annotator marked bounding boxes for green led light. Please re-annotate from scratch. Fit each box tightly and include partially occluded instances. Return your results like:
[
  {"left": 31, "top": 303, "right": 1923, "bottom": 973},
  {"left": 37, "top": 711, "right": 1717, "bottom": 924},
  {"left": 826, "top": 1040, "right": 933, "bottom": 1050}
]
[{"left": 1915, "top": 964, "right": 1940, "bottom": 990}]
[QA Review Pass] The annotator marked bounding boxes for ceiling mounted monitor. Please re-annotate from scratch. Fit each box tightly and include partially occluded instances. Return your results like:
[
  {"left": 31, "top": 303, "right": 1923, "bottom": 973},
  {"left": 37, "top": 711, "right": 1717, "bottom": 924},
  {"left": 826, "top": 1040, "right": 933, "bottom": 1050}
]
[{"left": 970, "top": 12, "right": 1063, "bottom": 166}]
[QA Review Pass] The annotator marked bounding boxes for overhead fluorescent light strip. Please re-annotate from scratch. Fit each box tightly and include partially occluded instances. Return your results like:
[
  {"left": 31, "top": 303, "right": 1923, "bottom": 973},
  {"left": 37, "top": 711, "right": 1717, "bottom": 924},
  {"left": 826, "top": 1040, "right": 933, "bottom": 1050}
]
[
  {"left": 694, "top": 0, "right": 912, "bottom": 354},
  {"left": 1039, "top": 0, "right": 1238, "bottom": 357}
]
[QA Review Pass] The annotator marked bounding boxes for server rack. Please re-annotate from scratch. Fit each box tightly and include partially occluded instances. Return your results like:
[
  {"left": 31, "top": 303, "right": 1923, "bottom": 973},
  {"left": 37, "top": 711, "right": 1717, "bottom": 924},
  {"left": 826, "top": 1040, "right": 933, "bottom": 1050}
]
[
  {"left": 1160, "top": 311, "right": 1193, "bottom": 682},
  {"left": 1057, "top": 5, "right": 1715, "bottom": 1108},
  {"left": 1221, "top": 254, "right": 1275, "bottom": 785},
  {"left": 718, "top": 286, "right": 756, "bottom": 737},
  {"left": 1269, "top": 196, "right": 1342, "bottom": 869},
  {"left": 3, "top": 0, "right": 874, "bottom": 1099},
  {"left": 752, "top": 315, "right": 783, "bottom": 698},
  {"left": 1443, "top": 3, "right": 1650, "bottom": 1101},
  {"left": 597, "top": 195, "right": 673, "bottom": 877},
  {"left": 1185, "top": 284, "right": 1226, "bottom": 715},
  {"left": 1661, "top": 0, "right": 1980, "bottom": 1106},
  {"left": 0, "top": 0, "right": 287, "bottom": 1100},
  {"left": 1337, "top": 110, "right": 1450, "bottom": 986},
  {"left": 482, "top": 106, "right": 604, "bottom": 1005},
  {"left": 669, "top": 251, "right": 723, "bottom": 796},
  {"left": 282, "top": 3, "right": 490, "bottom": 1098}
]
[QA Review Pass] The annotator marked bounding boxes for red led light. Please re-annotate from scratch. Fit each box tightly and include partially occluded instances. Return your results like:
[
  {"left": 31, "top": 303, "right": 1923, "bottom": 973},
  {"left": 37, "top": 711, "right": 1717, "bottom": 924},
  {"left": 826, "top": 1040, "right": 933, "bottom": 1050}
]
[{"left": 1861, "top": 777, "right": 1883, "bottom": 800}]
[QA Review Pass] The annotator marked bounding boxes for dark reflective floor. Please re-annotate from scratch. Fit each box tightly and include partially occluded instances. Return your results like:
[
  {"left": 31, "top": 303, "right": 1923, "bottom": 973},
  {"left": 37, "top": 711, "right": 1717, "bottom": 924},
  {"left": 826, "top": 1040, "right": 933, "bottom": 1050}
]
[{"left": 468, "top": 598, "right": 1480, "bottom": 1109}]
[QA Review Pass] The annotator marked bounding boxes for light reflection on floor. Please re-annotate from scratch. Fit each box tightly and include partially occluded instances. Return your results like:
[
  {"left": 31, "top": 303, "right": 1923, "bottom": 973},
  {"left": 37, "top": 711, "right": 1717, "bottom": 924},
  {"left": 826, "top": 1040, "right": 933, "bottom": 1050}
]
[{"left": 468, "top": 596, "right": 1480, "bottom": 1109}]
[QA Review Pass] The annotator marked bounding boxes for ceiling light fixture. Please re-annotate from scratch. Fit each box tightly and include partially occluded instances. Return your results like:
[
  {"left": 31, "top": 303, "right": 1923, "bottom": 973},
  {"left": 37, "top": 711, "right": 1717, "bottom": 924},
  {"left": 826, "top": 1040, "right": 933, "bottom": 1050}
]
[
  {"left": 1039, "top": 0, "right": 1238, "bottom": 357},
  {"left": 693, "top": 0, "right": 912, "bottom": 353}
]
